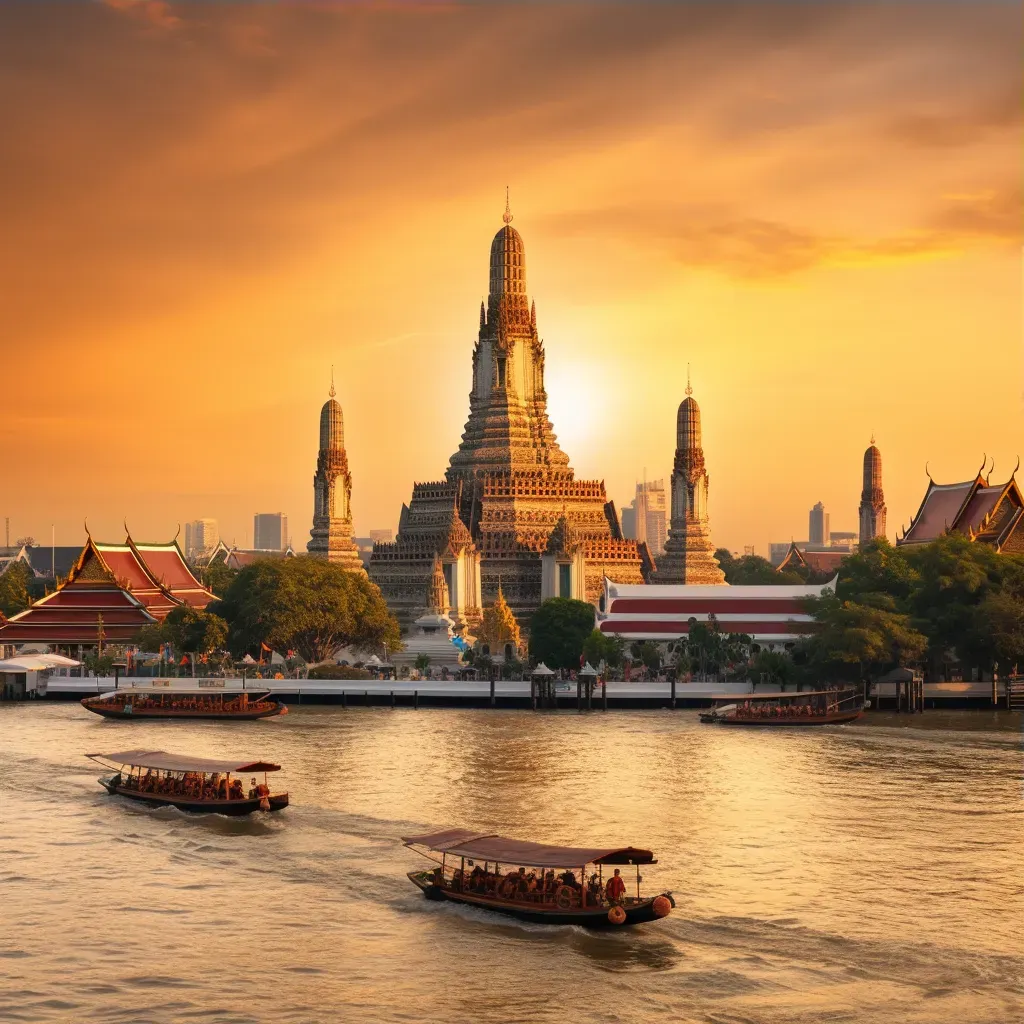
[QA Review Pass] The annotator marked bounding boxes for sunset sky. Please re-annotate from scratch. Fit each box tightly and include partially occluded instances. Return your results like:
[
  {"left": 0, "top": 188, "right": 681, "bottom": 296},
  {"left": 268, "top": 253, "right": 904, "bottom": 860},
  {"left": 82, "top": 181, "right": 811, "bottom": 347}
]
[{"left": 0, "top": 2, "right": 1019, "bottom": 557}]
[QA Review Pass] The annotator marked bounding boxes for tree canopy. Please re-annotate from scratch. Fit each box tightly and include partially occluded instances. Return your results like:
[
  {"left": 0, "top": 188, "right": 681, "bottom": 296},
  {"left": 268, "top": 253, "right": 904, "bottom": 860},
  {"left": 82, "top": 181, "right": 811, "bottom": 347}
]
[
  {"left": 528, "top": 598, "right": 595, "bottom": 670},
  {"left": 211, "top": 558, "right": 401, "bottom": 664},
  {"left": 582, "top": 628, "right": 625, "bottom": 670},
  {"left": 133, "top": 605, "right": 228, "bottom": 657},
  {"left": 0, "top": 561, "right": 33, "bottom": 617},
  {"left": 799, "top": 536, "right": 1024, "bottom": 681},
  {"left": 715, "top": 548, "right": 806, "bottom": 585}
]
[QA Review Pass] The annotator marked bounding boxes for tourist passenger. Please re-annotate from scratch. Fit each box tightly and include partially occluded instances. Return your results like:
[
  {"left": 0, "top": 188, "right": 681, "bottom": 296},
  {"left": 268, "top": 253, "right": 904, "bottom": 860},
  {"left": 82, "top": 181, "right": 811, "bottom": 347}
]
[
  {"left": 248, "top": 778, "right": 258, "bottom": 798},
  {"left": 605, "top": 868, "right": 626, "bottom": 904}
]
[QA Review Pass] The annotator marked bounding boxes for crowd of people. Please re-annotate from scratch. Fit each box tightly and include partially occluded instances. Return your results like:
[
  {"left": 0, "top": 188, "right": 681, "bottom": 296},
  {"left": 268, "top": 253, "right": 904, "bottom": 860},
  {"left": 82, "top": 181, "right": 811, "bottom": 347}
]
[
  {"left": 437, "top": 864, "right": 631, "bottom": 907},
  {"left": 119, "top": 769, "right": 270, "bottom": 802},
  {"left": 89, "top": 694, "right": 275, "bottom": 714},
  {"left": 734, "top": 700, "right": 828, "bottom": 719}
]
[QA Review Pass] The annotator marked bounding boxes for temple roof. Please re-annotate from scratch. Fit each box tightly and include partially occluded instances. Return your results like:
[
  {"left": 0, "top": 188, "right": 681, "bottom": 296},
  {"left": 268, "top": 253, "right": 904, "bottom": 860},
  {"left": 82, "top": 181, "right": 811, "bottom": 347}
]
[
  {"left": 777, "top": 542, "right": 848, "bottom": 575},
  {"left": 899, "top": 469, "right": 1022, "bottom": 549},
  {"left": 0, "top": 533, "right": 214, "bottom": 646}
]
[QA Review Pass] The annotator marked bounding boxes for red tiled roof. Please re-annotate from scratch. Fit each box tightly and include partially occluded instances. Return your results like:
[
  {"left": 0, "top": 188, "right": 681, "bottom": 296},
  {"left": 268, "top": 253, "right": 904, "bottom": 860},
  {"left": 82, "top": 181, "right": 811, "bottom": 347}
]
[
  {"left": 0, "top": 533, "right": 213, "bottom": 646},
  {"left": 901, "top": 479, "right": 977, "bottom": 544}
]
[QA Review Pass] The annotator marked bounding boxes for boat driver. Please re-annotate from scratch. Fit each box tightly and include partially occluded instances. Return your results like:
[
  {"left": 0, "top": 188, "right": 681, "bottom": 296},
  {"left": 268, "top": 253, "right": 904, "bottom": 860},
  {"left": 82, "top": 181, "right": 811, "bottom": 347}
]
[{"left": 605, "top": 868, "right": 626, "bottom": 904}]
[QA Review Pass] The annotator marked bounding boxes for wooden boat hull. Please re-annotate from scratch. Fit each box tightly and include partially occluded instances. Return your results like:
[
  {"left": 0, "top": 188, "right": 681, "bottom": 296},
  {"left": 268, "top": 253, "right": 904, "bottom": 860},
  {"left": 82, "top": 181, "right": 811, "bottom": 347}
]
[
  {"left": 82, "top": 700, "right": 287, "bottom": 721},
  {"left": 101, "top": 779, "right": 288, "bottom": 815},
  {"left": 702, "top": 709, "right": 863, "bottom": 726},
  {"left": 407, "top": 872, "right": 673, "bottom": 928}
]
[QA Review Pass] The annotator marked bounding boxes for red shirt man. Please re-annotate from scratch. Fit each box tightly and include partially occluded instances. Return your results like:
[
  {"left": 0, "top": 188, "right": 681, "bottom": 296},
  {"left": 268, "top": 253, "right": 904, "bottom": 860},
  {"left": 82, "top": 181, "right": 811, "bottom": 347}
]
[{"left": 605, "top": 868, "right": 626, "bottom": 902}]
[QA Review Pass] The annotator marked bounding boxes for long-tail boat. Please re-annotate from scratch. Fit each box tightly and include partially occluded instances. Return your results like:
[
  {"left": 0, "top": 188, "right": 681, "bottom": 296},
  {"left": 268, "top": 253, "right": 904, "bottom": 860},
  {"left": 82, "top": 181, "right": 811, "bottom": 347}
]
[
  {"left": 699, "top": 687, "right": 864, "bottom": 726},
  {"left": 402, "top": 828, "right": 674, "bottom": 928},
  {"left": 81, "top": 687, "right": 287, "bottom": 720},
  {"left": 87, "top": 749, "right": 289, "bottom": 815}
]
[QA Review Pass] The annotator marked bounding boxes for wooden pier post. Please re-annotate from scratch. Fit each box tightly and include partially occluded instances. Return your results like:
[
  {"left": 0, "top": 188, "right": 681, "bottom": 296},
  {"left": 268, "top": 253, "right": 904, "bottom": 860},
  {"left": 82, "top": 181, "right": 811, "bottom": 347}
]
[
  {"left": 530, "top": 677, "right": 536, "bottom": 710},
  {"left": 390, "top": 690, "right": 395, "bottom": 709},
  {"left": 576, "top": 677, "right": 582, "bottom": 712},
  {"left": 341, "top": 690, "right": 347, "bottom": 708},
  {"left": 671, "top": 675, "right": 676, "bottom": 710},
  {"left": 414, "top": 689, "right": 419, "bottom": 710},
  {"left": 490, "top": 673, "right": 496, "bottom": 708},
  {"left": 602, "top": 675, "right": 608, "bottom": 711},
  {"left": 364, "top": 689, "right": 369, "bottom": 707},
  {"left": 587, "top": 679, "right": 593, "bottom": 711}
]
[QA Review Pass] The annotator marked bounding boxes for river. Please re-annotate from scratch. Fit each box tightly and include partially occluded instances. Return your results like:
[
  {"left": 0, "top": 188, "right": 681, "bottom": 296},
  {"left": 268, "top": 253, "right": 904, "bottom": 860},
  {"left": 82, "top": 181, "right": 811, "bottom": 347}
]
[{"left": 1, "top": 704, "right": 1021, "bottom": 1023}]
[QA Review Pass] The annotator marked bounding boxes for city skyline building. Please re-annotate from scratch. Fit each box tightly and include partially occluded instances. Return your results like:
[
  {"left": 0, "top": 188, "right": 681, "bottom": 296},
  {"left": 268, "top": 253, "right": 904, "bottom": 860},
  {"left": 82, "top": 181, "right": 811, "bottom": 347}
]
[
  {"left": 368, "top": 200, "right": 648, "bottom": 627},
  {"left": 652, "top": 374, "right": 726, "bottom": 585},
  {"left": 184, "top": 518, "right": 218, "bottom": 559},
  {"left": 621, "top": 479, "right": 667, "bottom": 555},
  {"left": 307, "top": 380, "right": 366, "bottom": 573},
  {"left": 253, "top": 512, "right": 288, "bottom": 552},
  {"left": 809, "top": 502, "right": 830, "bottom": 546},
  {"left": 859, "top": 438, "right": 888, "bottom": 548}
]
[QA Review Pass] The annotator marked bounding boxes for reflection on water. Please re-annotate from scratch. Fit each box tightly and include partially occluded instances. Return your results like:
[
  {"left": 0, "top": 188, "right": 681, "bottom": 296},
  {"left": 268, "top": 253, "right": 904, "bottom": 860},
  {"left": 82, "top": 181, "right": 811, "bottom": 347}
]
[{"left": 0, "top": 704, "right": 1021, "bottom": 1023}]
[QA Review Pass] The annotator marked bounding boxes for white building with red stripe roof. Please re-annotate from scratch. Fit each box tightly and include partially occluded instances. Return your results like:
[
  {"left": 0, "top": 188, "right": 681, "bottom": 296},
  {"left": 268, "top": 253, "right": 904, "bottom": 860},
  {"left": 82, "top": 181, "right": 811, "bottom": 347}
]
[{"left": 597, "top": 576, "right": 836, "bottom": 649}]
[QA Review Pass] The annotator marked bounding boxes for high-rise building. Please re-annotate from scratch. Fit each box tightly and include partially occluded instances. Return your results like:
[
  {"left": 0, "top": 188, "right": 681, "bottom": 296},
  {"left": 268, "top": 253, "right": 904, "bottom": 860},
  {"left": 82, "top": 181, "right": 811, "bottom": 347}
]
[
  {"left": 254, "top": 513, "right": 288, "bottom": 552},
  {"left": 306, "top": 381, "right": 366, "bottom": 572},
  {"left": 184, "top": 518, "right": 218, "bottom": 559},
  {"left": 622, "top": 480, "right": 667, "bottom": 553},
  {"left": 368, "top": 528, "right": 393, "bottom": 544},
  {"left": 809, "top": 502, "right": 830, "bottom": 546},
  {"left": 368, "top": 199, "right": 647, "bottom": 628},
  {"left": 858, "top": 439, "right": 887, "bottom": 548},
  {"left": 653, "top": 374, "right": 726, "bottom": 584}
]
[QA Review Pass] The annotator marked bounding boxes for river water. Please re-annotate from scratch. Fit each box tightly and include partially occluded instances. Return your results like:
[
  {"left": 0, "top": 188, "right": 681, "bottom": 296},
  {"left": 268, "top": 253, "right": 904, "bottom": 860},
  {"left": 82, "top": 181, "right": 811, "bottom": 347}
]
[{"left": 1, "top": 704, "right": 1021, "bottom": 1024}]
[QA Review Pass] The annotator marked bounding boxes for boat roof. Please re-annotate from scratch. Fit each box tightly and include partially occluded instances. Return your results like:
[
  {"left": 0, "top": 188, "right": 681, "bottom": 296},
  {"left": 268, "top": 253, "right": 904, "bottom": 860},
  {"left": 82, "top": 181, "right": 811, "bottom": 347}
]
[
  {"left": 711, "top": 690, "right": 849, "bottom": 701},
  {"left": 86, "top": 749, "right": 281, "bottom": 773},
  {"left": 402, "top": 828, "right": 655, "bottom": 867},
  {"left": 91, "top": 688, "right": 271, "bottom": 700}
]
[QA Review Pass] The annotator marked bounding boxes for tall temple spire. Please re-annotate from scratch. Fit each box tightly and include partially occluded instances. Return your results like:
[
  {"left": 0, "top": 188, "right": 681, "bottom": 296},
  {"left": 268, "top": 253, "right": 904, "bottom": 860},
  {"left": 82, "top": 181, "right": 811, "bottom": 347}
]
[
  {"left": 655, "top": 376, "right": 726, "bottom": 585},
  {"left": 858, "top": 437, "right": 887, "bottom": 549},
  {"left": 329, "top": 365, "right": 336, "bottom": 399},
  {"left": 307, "top": 388, "right": 365, "bottom": 573},
  {"left": 503, "top": 185, "right": 512, "bottom": 225}
]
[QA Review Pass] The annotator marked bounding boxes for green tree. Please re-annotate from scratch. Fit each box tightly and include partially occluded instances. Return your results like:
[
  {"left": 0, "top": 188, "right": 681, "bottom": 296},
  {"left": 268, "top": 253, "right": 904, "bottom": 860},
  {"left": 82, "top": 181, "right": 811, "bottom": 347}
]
[
  {"left": 582, "top": 629, "right": 625, "bottom": 670},
  {"left": 798, "top": 593, "right": 928, "bottom": 683},
  {"left": 201, "top": 560, "right": 238, "bottom": 598},
  {"left": 715, "top": 548, "right": 805, "bottom": 586},
  {"left": 528, "top": 598, "right": 595, "bottom": 671},
  {"left": 164, "top": 605, "right": 228, "bottom": 656},
  {"left": 0, "top": 561, "right": 33, "bottom": 617},
  {"left": 749, "top": 649, "right": 792, "bottom": 688},
  {"left": 631, "top": 640, "right": 662, "bottom": 673},
  {"left": 212, "top": 558, "right": 401, "bottom": 663},
  {"left": 414, "top": 653, "right": 431, "bottom": 672}
]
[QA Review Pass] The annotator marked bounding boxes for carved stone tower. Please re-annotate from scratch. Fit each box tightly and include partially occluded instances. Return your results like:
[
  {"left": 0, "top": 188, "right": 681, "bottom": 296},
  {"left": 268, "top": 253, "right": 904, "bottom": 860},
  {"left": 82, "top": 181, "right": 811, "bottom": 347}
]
[
  {"left": 654, "top": 374, "right": 726, "bottom": 585},
  {"left": 307, "top": 380, "right": 366, "bottom": 573},
  {"left": 858, "top": 438, "right": 887, "bottom": 549}
]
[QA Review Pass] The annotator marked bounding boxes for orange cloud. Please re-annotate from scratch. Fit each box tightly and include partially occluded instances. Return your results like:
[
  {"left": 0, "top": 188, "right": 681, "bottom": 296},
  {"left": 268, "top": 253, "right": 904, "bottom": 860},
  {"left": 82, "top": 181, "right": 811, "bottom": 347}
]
[{"left": 103, "top": 0, "right": 181, "bottom": 30}]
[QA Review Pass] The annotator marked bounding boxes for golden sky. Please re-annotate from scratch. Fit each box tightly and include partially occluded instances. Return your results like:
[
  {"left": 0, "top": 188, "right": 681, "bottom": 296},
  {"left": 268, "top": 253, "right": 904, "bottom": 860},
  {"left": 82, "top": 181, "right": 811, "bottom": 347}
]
[{"left": 0, "top": 2, "right": 1019, "bottom": 555}]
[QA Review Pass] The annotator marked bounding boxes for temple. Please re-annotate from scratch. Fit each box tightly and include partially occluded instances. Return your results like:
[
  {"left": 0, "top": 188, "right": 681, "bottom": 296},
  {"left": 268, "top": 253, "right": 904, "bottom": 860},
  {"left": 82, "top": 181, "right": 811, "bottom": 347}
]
[
  {"left": 598, "top": 576, "right": 835, "bottom": 651},
  {"left": 307, "top": 379, "right": 366, "bottom": 572},
  {"left": 652, "top": 374, "right": 726, "bottom": 585},
  {"left": 858, "top": 438, "right": 887, "bottom": 548},
  {"left": 0, "top": 532, "right": 216, "bottom": 648},
  {"left": 897, "top": 458, "right": 1023, "bottom": 552},
  {"left": 369, "top": 199, "right": 648, "bottom": 629}
]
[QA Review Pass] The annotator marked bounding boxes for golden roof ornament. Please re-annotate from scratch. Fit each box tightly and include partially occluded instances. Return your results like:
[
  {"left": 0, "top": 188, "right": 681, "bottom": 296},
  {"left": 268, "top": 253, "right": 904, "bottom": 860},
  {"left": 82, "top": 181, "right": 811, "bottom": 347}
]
[
  {"left": 329, "top": 365, "right": 336, "bottom": 399},
  {"left": 503, "top": 185, "right": 512, "bottom": 225}
]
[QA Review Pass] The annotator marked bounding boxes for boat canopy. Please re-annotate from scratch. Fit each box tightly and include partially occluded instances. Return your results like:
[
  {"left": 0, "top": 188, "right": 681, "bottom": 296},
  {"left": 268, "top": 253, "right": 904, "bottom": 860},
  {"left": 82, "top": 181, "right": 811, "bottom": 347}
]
[
  {"left": 86, "top": 749, "right": 282, "bottom": 774},
  {"left": 710, "top": 690, "right": 847, "bottom": 701},
  {"left": 90, "top": 688, "right": 272, "bottom": 700},
  {"left": 402, "top": 828, "right": 655, "bottom": 867}
]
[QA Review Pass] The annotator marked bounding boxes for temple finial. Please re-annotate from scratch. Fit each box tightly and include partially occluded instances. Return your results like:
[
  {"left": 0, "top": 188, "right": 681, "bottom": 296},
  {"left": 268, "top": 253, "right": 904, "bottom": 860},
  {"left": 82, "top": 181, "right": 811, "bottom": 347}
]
[
  {"left": 685, "top": 363, "right": 692, "bottom": 397},
  {"left": 870, "top": 431, "right": 876, "bottom": 446},
  {"left": 503, "top": 185, "right": 512, "bottom": 225},
  {"left": 329, "top": 365, "right": 336, "bottom": 399}
]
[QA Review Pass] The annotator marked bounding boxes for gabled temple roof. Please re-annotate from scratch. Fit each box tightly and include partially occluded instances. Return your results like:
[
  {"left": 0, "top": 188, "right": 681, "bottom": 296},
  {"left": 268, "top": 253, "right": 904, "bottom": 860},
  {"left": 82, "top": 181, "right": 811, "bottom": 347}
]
[
  {"left": 899, "top": 468, "right": 1023, "bottom": 551},
  {"left": 0, "top": 532, "right": 215, "bottom": 646},
  {"left": 777, "top": 542, "right": 848, "bottom": 575}
]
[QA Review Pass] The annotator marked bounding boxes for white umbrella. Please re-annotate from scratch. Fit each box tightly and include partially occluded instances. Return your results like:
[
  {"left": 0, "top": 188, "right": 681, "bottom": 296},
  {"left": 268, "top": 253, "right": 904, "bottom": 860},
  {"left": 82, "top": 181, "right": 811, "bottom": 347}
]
[
  {"left": 531, "top": 662, "right": 555, "bottom": 677},
  {"left": 365, "top": 654, "right": 382, "bottom": 666},
  {"left": 0, "top": 657, "right": 58, "bottom": 672},
  {"left": 579, "top": 662, "right": 598, "bottom": 676},
  {"left": 241, "top": 654, "right": 257, "bottom": 665},
  {"left": 37, "top": 653, "right": 81, "bottom": 667}
]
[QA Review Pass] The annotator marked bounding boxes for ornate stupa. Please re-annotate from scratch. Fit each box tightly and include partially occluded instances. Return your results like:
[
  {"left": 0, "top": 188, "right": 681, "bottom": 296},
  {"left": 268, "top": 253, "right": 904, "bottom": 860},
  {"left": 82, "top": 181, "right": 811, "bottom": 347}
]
[
  {"left": 476, "top": 584, "right": 522, "bottom": 661},
  {"left": 307, "top": 378, "right": 366, "bottom": 573},
  {"left": 653, "top": 372, "right": 726, "bottom": 584},
  {"left": 369, "top": 196, "right": 647, "bottom": 628},
  {"left": 858, "top": 437, "right": 887, "bottom": 548}
]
